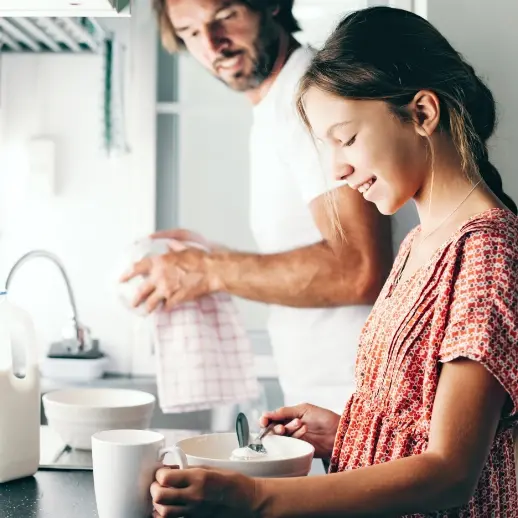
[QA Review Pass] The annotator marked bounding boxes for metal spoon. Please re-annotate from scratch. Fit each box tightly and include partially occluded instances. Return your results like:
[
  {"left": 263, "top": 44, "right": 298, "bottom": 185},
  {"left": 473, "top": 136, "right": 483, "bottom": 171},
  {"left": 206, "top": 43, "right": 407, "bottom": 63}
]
[
  {"left": 235, "top": 412, "right": 250, "bottom": 449},
  {"left": 235, "top": 412, "right": 271, "bottom": 455},
  {"left": 247, "top": 422, "right": 275, "bottom": 454}
]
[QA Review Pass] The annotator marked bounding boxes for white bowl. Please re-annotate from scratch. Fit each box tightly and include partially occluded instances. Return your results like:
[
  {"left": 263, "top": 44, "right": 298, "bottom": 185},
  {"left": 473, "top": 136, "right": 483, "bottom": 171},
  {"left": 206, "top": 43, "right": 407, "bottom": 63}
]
[
  {"left": 174, "top": 432, "right": 315, "bottom": 478},
  {"left": 42, "top": 388, "right": 156, "bottom": 450}
]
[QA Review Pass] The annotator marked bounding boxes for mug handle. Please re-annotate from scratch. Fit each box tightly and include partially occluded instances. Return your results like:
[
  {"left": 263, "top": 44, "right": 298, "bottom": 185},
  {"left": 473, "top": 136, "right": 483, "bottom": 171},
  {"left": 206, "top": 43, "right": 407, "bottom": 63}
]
[{"left": 158, "top": 445, "right": 188, "bottom": 469}]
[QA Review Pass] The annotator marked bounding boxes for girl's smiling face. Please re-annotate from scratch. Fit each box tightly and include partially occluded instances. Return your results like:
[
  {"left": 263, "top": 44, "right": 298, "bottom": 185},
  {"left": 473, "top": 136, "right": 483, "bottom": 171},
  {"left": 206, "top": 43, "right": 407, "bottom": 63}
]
[{"left": 303, "top": 87, "right": 430, "bottom": 215}]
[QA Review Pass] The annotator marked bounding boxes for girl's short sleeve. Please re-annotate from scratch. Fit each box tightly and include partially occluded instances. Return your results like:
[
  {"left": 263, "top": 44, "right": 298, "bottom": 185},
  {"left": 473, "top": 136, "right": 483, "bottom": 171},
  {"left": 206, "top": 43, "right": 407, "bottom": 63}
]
[{"left": 439, "top": 230, "right": 518, "bottom": 414}]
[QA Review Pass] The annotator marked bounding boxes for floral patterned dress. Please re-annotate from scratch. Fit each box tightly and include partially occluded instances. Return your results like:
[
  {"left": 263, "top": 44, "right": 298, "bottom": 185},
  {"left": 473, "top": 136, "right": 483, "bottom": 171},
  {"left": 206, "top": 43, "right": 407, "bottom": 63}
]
[{"left": 330, "top": 208, "right": 518, "bottom": 517}]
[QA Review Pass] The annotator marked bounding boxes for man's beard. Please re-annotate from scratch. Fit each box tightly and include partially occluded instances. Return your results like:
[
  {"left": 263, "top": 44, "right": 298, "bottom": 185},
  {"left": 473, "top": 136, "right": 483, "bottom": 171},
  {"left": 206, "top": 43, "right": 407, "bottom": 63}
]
[{"left": 213, "top": 17, "right": 281, "bottom": 92}]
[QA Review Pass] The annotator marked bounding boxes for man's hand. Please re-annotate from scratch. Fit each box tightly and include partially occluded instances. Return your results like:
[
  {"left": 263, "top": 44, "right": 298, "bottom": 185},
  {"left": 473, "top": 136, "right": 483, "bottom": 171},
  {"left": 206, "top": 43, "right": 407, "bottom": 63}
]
[
  {"left": 151, "top": 466, "right": 258, "bottom": 518},
  {"left": 120, "top": 236, "right": 221, "bottom": 313}
]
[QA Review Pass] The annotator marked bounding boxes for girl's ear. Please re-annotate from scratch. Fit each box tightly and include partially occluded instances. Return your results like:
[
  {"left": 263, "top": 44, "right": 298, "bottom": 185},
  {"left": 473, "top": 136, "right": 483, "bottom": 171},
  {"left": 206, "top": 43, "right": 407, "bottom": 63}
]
[{"left": 409, "top": 90, "right": 441, "bottom": 137}]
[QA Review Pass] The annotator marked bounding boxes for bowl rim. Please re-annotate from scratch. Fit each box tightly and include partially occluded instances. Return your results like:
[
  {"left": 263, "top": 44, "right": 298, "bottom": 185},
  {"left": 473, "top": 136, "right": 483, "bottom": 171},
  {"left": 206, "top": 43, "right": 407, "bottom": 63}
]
[
  {"left": 175, "top": 432, "right": 315, "bottom": 465},
  {"left": 42, "top": 387, "right": 156, "bottom": 409}
]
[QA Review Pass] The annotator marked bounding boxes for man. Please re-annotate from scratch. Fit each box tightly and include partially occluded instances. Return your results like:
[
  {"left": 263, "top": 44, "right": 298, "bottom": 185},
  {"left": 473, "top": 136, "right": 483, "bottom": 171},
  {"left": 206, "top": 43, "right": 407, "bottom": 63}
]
[{"left": 124, "top": 0, "right": 393, "bottom": 415}]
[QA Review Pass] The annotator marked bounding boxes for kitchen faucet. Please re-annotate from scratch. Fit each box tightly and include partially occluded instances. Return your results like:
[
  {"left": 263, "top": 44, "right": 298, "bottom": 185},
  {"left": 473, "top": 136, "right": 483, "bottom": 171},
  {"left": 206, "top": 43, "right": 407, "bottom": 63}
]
[{"left": 5, "top": 250, "right": 94, "bottom": 355}]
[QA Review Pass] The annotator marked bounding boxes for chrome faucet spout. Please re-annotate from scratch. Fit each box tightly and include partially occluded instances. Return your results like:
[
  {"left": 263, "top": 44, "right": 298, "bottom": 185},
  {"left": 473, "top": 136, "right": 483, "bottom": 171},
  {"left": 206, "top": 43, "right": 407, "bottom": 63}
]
[{"left": 5, "top": 250, "right": 88, "bottom": 351}]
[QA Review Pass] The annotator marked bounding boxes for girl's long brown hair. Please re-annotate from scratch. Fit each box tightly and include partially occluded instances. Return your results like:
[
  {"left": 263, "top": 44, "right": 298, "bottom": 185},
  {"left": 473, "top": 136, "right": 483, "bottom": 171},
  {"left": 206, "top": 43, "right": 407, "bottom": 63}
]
[{"left": 296, "top": 6, "right": 517, "bottom": 214}]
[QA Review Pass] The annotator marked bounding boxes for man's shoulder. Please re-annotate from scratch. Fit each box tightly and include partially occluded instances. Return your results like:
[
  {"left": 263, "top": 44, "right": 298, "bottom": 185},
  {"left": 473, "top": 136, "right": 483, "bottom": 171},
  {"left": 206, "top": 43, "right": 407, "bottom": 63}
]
[
  {"left": 280, "top": 45, "right": 316, "bottom": 87},
  {"left": 270, "top": 46, "right": 316, "bottom": 125},
  {"left": 288, "top": 45, "right": 316, "bottom": 72}
]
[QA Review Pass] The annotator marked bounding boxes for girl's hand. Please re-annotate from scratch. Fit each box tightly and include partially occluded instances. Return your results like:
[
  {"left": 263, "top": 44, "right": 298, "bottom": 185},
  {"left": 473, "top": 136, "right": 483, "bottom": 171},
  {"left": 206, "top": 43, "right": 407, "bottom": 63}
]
[
  {"left": 151, "top": 465, "right": 258, "bottom": 518},
  {"left": 260, "top": 403, "right": 341, "bottom": 459}
]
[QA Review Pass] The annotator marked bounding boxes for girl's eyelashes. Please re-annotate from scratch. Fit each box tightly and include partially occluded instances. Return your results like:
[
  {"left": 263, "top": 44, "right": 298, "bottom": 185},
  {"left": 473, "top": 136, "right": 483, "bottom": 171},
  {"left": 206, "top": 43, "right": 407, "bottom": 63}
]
[{"left": 344, "top": 134, "right": 357, "bottom": 147}]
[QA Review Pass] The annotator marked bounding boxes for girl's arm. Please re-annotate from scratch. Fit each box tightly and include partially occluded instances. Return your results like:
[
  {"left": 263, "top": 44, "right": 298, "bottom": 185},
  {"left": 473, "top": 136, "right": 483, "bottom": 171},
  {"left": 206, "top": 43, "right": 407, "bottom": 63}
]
[{"left": 254, "top": 358, "right": 507, "bottom": 517}]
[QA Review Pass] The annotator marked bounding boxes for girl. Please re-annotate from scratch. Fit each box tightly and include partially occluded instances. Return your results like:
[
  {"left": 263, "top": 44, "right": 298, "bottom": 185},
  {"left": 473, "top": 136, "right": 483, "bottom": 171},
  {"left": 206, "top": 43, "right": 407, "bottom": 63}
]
[{"left": 150, "top": 7, "right": 518, "bottom": 517}]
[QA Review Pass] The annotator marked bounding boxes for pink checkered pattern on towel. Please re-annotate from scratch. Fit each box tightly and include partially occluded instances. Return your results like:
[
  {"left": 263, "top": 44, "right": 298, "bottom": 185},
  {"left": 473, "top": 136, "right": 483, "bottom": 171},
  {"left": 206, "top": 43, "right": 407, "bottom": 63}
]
[{"left": 152, "top": 292, "right": 260, "bottom": 413}]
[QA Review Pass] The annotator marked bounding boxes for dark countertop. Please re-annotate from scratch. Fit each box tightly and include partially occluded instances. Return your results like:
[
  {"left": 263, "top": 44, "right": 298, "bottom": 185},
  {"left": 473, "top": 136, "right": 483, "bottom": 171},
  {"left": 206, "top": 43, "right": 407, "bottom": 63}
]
[
  {"left": 0, "top": 426, "right": 326, "bottom": 516},
  {"left": 0, "top": 471, "right": 98, "bottom": 518},
  {"left": 1, "top": 465, "right": 324, "bottom": 517},
  {"left": 0, "top": 461, "right": 325, "bottom": 517}
]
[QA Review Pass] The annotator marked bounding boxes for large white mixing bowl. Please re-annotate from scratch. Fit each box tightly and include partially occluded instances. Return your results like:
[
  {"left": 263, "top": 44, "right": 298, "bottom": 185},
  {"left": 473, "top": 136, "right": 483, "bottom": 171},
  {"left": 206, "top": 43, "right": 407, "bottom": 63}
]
[
  {"left": 173, "top": 432, "right": 315, "bottom": 478},
  {"left": 42, "top": 388, "right": 156, "bottom": 450}
]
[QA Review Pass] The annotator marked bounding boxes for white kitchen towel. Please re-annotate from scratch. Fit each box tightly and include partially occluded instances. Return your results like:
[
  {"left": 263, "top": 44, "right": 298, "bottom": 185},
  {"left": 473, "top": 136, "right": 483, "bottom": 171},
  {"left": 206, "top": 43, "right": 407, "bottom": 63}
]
[
  {"left": 151, "top": 281, "right": 260, "bottom": 414},
  {"left": 117, "top": 236, "right": 260, "bottom": 413}
]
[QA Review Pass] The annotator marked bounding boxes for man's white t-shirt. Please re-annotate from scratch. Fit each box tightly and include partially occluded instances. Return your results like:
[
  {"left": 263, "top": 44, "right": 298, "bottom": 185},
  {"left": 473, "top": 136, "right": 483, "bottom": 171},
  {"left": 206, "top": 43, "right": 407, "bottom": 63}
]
[{"left": 249, "top": 46, "right": 373, "bottom": 415}]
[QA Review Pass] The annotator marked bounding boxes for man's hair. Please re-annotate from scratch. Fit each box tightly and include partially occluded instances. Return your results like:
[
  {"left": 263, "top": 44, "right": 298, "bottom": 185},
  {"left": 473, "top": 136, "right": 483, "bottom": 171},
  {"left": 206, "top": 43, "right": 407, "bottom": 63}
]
[{"left": 152, "top": 0, "right": 301, "bottom": 53}]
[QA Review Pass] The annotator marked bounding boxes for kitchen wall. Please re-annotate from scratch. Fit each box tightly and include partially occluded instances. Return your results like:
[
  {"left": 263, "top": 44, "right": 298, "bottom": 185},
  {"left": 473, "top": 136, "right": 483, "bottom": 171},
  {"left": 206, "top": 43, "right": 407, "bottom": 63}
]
[
  {"left": 0, "top": 19, "right": 144, "bottom": 372},
  {"left": 427, "top": 0, "right": 518, "bottom": 206}
]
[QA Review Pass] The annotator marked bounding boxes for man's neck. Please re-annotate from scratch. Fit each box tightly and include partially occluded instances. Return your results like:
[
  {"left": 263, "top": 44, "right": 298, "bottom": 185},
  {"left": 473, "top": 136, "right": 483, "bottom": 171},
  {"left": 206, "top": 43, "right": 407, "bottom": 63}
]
[{"left": 245, "top": 35, "right": 301, "bottom": 106}]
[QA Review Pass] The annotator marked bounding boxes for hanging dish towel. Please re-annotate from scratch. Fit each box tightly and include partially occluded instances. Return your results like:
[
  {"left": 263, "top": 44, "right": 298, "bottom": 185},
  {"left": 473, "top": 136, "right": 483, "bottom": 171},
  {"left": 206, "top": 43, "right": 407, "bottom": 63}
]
[
  {"left": 118, "top": 238, "right": 260, "bottom": 413},
  {"left": 116, "top": 236, "right": 260, "bottom": 413},
  {"left": 152, "top": 291, "right": 260, "bottom": 413}
]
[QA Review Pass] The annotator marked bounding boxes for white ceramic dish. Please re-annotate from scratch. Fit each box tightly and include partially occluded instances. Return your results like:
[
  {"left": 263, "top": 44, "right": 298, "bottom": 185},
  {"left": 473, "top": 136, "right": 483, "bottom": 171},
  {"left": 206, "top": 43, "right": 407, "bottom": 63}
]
[
  {"left": 174, "top": 432, "right": 315, "bottom": 478},
  {"left": 42, "top": 388, "right": 156, "bottom": 450}
]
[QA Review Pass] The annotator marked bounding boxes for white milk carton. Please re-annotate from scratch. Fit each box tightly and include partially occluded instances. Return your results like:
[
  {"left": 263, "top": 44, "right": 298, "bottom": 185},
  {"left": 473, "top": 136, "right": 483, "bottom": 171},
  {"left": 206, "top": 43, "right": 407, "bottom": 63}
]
[{"left": 0, "top": 291, "right": 40, "bottom": 483}]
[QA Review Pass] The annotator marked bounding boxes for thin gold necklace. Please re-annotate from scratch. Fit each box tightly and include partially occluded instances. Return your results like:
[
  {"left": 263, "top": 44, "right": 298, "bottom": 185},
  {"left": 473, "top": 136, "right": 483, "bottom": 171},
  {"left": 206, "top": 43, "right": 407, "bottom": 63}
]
[
  {"left": 417, "top": 179, "right": 482, "bottom": 247},
  {"left": 388, "top": 179, "right": 482, "bottom": 295}
]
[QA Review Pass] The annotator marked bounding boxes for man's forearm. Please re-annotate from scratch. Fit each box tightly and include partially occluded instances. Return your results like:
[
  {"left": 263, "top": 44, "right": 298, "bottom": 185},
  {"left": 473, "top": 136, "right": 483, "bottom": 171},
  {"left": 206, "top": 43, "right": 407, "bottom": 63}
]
[
  {"left": 206, "top": 241, "right": 384, "bottom": 308},
  {"left": 255, "top": 452, "right": 472, "bottom": 518}
]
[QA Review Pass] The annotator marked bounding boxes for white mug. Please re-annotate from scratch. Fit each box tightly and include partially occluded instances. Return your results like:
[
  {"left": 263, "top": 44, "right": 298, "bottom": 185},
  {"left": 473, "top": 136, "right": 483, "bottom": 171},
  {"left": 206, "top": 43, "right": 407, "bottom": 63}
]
[{"left": 91, "top": 429, "right": 188, "bottom": 518}]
